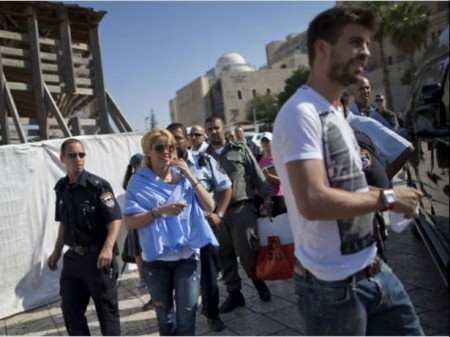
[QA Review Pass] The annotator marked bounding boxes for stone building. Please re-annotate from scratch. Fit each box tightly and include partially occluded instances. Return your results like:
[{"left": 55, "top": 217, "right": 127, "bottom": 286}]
[{"left": 170, "top": 53, "right": 294, "bottom": 127}]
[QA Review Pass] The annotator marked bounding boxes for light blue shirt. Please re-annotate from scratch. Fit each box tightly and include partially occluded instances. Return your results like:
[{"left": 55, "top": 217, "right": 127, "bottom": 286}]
[{"left": 186, "top": 150, "right": 231, "bottom": 207}]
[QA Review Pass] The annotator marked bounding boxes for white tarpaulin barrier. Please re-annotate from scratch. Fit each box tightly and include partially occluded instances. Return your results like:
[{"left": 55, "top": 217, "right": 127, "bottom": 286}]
[{"left": 0, "top": 131, "right": 145, "bottom": 319}]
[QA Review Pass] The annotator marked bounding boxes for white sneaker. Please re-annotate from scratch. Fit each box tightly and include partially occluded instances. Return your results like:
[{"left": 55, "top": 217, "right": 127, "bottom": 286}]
[{"left": 136, "top": 278, "right": 146, "bottom": 288}]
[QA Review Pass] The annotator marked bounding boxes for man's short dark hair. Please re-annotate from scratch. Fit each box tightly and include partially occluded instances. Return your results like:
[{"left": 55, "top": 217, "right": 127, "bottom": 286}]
[
  {"left": 204, "top": 115, "right": 223, "bottom": 125},
  {"left": 307, "top": 7, "right": 377, "bottom": 67},
  {"left": 167, "top": 122, "right": 187, "bottom": 137},
  {"left": 60, "top": 138, "right": 83, "bottom": 154}
]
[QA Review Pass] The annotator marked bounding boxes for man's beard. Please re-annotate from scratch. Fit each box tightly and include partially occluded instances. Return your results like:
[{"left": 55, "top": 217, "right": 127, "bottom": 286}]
[{"left": 328, "top": 52, "right": 363, "bottom": 87}]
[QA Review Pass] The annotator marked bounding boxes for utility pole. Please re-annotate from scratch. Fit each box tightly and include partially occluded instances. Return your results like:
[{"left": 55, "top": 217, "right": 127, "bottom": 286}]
[{"left": 252, "top": 108, "right": 257, "bottom": 132}]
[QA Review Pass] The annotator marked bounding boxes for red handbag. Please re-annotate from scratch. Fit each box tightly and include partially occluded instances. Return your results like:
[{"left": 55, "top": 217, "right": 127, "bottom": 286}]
[{"left": 256, "top": 236, "right": 295, "bottom": 280}]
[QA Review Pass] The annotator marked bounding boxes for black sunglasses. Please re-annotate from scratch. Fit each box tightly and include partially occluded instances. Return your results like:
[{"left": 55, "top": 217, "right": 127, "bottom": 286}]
[
  {"left": 190, "top": 133, "right": 203, "bottom": 138},
  {"left": 66, "top": 152, "right": 86, "bottom": 159},
  {"left": 154, "top": 144, "right": 175, "bottom": 153}
]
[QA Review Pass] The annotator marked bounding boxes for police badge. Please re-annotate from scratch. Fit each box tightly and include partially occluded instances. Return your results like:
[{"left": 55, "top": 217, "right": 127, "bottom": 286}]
[{"left": 100, "top": 192, "right": 115, "bottom": 208}]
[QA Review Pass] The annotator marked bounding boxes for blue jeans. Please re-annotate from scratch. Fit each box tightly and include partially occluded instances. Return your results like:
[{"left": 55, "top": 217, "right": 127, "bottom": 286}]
[
  {"left": 143, "top": 255, "right": 200, "bottom": 336},
  {"left": 294, "top": 258, "right": 424, "bottom": 336}
]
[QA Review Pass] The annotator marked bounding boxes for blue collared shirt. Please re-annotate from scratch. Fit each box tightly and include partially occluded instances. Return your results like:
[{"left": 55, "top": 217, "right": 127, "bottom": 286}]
[{"left": 185, "top": 150, "right": 231, "bottom": 206}]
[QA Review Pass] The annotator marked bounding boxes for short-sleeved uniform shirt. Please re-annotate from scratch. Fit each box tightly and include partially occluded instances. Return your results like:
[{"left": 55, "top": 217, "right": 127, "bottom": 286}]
[
  {"left": 185, "top": 150, "right": 231, "bottom": 207},
  {"left": 206, "top": 142, "right": 270, "bottom": 205},
  {"left": 55, "top": 170, "right": 122, "bottom": 247}
]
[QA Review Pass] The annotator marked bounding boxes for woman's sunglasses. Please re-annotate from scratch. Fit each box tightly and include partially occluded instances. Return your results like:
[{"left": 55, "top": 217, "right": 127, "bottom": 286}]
[
  {"left": 66, "top": 152, "right": 86, "bottom": 159},
  {"left": 154, "top": 144, "right": 175, "bottom": 153}
]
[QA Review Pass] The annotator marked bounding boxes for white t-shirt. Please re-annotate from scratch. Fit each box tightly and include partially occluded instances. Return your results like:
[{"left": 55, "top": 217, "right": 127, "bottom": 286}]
[{"left": 272, "top": 86, "right": 377, "bottom": 281}]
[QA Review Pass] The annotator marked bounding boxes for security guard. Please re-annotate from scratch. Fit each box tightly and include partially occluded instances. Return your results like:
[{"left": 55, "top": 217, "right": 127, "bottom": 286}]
[
  {"left": 204, "top": 116, "right": 273, "bottom": 314},
  {"left": 47, "top": 138, "right": 122, "bottom": 336},
  {"left": 167, "top": 123, "right": 232, "bottom": 332}
]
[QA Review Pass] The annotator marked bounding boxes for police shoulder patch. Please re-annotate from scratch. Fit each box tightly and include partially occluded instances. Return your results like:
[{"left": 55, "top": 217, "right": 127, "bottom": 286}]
[
  {"left": 100, "top": 192, "right": 115, "bottom": 208},
  {"left": 360, "top": 148, "right": 372, "bottom": 170}
]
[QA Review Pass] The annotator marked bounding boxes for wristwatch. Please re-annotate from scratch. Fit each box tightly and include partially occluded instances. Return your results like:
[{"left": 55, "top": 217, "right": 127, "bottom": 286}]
[
  {"left": 216, "top": 211, "right": 224, "bottom": 219},
  {"left": 381, "top": 189, "right": 396, "bottom": 210}
]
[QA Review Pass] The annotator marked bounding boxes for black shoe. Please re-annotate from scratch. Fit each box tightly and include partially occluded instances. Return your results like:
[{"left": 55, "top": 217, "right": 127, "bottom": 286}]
[
  {"left": 142, "top": 299, "right": 153, "bottom": 311},
  {"left": 219, "top": 291, "right": 245, "bottom": 313},
  {"left": 252, "top": 279, "right": 271, "bottom": 302},
  {"left": 207, "top": 317, "right": 225, "bottom": 332}
]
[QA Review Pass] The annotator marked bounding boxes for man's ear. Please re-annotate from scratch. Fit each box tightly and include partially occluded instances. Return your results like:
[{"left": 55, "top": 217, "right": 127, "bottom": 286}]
[
  {"left": 315, "top": 40, "right": 327, "bottom": 56},
  {"left": 60, "top": 154, "right": 64, "bottom": 163}
]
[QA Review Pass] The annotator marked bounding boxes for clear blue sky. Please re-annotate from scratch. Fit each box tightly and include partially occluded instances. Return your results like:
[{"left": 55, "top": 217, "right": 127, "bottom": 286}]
[{"left": 77, "top": 1, "right": 335, "bottom": 130}]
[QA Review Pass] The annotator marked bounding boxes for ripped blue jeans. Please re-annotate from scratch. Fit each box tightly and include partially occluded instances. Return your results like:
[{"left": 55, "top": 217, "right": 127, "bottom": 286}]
[
  {"left": 143, "top": 254, "right": 200, "bottom": 336},
  {"left": 294, "top": 258, "right": 424, "bottom": 336}
]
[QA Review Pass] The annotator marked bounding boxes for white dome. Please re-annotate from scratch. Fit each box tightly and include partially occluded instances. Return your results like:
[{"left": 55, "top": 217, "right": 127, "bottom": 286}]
[{"left": 215, "top": 53, "right": 247, "bottom": 76}]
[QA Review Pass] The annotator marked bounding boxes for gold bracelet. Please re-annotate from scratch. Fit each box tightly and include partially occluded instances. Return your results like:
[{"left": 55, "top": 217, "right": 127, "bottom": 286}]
[{"left": 192, "top": 181, "right": 200, "bottom": 188}]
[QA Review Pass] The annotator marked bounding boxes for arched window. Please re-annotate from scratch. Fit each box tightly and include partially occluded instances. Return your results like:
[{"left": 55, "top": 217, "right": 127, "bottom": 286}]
[
  {"left": 266, "top": 88, "right": 271, "bottom": 95},
  {"left": 237, "top": 90, "right": 242, "bottom": 100},
  {"left": 252, "top": 89, "right": 257, "bottom": 98}
]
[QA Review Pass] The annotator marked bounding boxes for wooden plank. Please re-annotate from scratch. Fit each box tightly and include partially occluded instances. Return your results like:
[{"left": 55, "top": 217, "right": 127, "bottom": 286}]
[
  {"left": 0, "top": 53, "right": 11, "bottom": 144},
  {"left": 0, "top": 58, "right": 31, "bottom": 69},
  {"left": 89, "top": 24, "right": 111, "bottom": 134},
  {"left": 43, "top": 83, "right": 72, "bottom": 137},
  {"left": 72, "top": 42, "right": 89, "bottom": 52},
  {"left": 0, "top": 46, "right": 31, "bottom": 58},
  {"left": 7, "top": 82, "right": 32, "bottom": 91},
  {"left": 73, "top": 56, "right": 91, "bottom": 66},
  {"left": 106, "top": 91, "right": 133, "bottom": 132},
  {"left": 7, "top": 117, "right": 39, "bottom": 125},
  {"left": 2, "top": 74, "right": 27, "bottom": 143},
  {"left": 58, "top": 8, "right": 76, "bottom": 93},
  {"left": 73, "top": 67, "right": 91, "bottom": 77},
  {"left": 0, "top": 29, "right": 27, "bottom": 42},
  {"left": 27, "top": 6, "right": 48, "bottom": 140}
]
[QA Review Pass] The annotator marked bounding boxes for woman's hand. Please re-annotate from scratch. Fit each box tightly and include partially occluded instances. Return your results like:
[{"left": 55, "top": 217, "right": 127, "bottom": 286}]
[{"left": 158, "top": 202, "right": 188, "bottom": 216}]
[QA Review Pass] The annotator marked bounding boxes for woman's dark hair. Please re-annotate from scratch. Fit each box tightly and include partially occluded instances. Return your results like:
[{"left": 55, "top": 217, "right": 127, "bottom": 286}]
[{"left": 307, "top": 7, "right": 377, "bottom": 67}]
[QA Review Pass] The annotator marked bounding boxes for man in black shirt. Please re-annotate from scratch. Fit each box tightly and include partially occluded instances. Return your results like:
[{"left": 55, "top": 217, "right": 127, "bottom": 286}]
[{"left": 47, "top": 138, "right": 122, "bottom": 336}]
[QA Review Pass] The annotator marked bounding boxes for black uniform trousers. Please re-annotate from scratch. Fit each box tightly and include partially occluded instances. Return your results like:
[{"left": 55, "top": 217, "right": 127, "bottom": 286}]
[
  {"left": 60, "top": 250, "right": 120, "bottom": 336},
  {"left": 200, "top": 243, "right": 220, "bottom": 319}
]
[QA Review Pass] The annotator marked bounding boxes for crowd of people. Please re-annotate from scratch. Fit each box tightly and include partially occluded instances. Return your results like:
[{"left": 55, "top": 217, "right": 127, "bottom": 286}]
[{"left": 46, "top": 6, "right": 426, "bottom": 337}]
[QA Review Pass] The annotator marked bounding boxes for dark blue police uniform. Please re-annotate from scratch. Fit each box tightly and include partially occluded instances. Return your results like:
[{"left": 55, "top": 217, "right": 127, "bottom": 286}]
[{"left": 55, "top": 170, "right": 122, "bottom": 336}]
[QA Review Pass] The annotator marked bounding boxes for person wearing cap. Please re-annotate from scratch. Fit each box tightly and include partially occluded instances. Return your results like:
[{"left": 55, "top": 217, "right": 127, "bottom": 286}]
[
  {"left": 122, "top": 153, "right": 147, "bottom": 290},
  {"left": 375, "top": 93, "right": 399, "bottom": 129},
  {"left": 257, "top": 132, "right": 286, "bottom": 217}
]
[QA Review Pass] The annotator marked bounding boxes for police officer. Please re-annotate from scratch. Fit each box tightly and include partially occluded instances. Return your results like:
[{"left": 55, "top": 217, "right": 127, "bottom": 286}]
[
  {"left": 167, "top": 123, "right": 232, "bottom": 332},
  {"left": 47, "top": 138, "right": 122, "bottom": 336},
  {"left": 205, "top": 116, "right": 272, "bottom": 313}
]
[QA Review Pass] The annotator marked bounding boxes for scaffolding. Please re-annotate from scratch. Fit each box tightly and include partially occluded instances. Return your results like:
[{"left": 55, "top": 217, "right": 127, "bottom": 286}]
[{"left": 0, "top": 1, "right": 132, "bottom": 145}]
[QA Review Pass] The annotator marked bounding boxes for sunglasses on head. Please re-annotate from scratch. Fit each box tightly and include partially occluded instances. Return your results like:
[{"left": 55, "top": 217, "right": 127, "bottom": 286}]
[
  {"left": 154, "top": 144, "right": 175, "bottom": 153},
  {"left": 66, "top": 152, "right": 86, "bottom": 159},
  {"left": 190, "top": 133, "right": 203, "bottom": 138}
]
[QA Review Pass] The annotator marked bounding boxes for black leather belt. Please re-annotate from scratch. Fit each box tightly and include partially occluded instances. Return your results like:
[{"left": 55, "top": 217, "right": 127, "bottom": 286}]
[
  {"left": 69, "top": 244, "right": 102, "bottom": 256},
  {"left": 229, "top": 199, "right": 254, "bottom": 209},
  {"left": 295, "top": 257, "right": 382, "bottom": 282}
]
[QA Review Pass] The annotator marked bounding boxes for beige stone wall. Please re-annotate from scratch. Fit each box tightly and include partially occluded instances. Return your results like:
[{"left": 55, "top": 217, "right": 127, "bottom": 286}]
[
  {"left": 172, "top": 76, "right": 212, "bottom": 126},
  {"left": 220, "top": 68, "right": 295, "bottom": 125}
]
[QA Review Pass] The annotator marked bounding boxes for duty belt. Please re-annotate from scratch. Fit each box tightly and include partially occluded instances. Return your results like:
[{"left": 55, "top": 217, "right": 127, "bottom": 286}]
[
  {"left": 294, "top": 257, "right": 382, "bottom": 282},
  {"left": 69, "top": 243, "right": 102, "bottom": 256},
  {"left": 228, "top": 199, "right": 254, "bottom": 209}
]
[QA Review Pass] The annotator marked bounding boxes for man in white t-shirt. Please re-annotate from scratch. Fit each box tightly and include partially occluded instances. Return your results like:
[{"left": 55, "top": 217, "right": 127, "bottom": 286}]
[{"left": 272, "top": 6, "right": 424, "bottom": 336}]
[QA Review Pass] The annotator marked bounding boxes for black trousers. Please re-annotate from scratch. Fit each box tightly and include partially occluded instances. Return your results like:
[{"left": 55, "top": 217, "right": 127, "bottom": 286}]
[
  {"left": 200, "top": 243, "right": 220, "bottom": 319},
  {"left": 60, "top": 250, "right": 120, "bottom": 336}
]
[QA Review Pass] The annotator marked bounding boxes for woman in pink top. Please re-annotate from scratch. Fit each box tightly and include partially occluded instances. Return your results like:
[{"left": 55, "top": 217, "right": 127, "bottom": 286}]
[{"left": 258, "top": 132, "right": 286, "bottom": 217}]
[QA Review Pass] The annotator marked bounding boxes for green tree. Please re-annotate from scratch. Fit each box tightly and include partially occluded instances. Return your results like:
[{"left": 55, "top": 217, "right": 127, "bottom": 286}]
[
  {"left": 360, "top": 1, "right": 395, "bottom": 108},
  {"left": 277, "top": 65, "right": 310, "bottom": 107},
  {"left": 387, "top": 2, "right": 430, "bottom": 80},
  {"left": 246, "top": 94, "right": 279, "bottom": 122}
]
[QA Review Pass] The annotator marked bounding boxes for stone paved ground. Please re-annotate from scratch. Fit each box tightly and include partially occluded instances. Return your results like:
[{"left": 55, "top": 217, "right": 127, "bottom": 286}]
[{"left": 1, "top": 219, "right": 448, "bottom": 336}]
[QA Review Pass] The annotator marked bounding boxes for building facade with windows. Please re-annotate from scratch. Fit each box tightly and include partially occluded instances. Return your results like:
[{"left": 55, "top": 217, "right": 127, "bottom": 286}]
[{"left": 170, "top": 53, "right": 294, "bottom": 127}]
